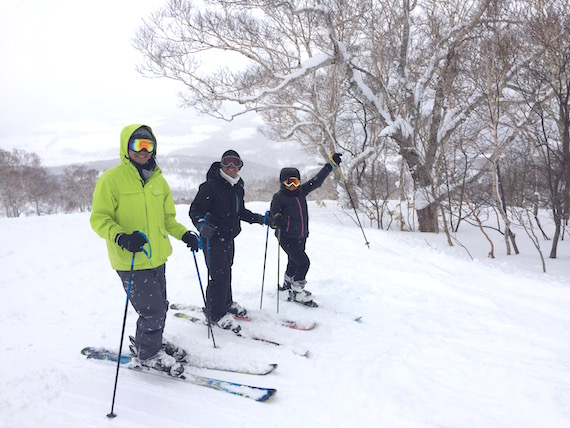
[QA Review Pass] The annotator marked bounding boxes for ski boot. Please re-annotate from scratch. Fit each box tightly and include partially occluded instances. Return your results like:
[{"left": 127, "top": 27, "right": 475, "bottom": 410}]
[
  {"left": 129, "top": 336, "right": 185, "bottom": 376},
  {"left": 130, "top": 335, "right": 187, "bottom": 363},
  {"left": 279, "top": 274, "right": 294, "bottom": 292},
  {"left": 227, "top": 301, "right": 248, "bottom": 318},
  {"left": 288, "top": 279, "right": 318, "bottom": 307},
  {"left": 215, "top": 313, "right": 242, "bottom": 334}
]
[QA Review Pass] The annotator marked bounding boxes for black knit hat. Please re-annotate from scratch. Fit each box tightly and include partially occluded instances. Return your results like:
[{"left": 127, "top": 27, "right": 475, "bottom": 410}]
[
  {"left": 129, "top": 126, "right": 155, "bottom": 145},
  {"left": 221, "top": 150, "right": 243, "bottom": 168},
  {"left": 280, "top": 167, "right": 301, "bottom": 182}
]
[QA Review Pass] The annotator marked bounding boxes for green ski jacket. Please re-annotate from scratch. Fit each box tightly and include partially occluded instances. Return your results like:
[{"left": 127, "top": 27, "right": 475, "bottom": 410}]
[{"left": 90, "top": 124, "right": 187, "bottom": 271}]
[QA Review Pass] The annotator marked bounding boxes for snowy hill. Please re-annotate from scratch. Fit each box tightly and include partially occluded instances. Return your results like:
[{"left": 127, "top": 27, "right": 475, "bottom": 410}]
[{"left": 1, "top": 201, "right": 570, "bottom": 427}]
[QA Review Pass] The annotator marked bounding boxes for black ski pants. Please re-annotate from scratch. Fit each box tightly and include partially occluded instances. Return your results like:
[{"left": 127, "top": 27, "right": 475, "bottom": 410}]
[
  {"left": 204, "top": 237, "right": 235, "bottom": 322},
  {"left": 117, "top": 264, "right": 167, "bottom": 360},
  {"left": 280, "top": 237, "right": 310, "bottom": 282}
]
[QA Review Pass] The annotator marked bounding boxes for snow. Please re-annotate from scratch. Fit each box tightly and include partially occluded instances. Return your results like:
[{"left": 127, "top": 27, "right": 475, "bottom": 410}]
[{"left": 1, "top": 201, "right": 570, "bottom": 427}]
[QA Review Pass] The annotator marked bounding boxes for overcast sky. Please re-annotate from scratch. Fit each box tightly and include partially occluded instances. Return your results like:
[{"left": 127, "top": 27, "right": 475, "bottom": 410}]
[{"left": 0, "top": 0, "right": 306, "bottom": 167}]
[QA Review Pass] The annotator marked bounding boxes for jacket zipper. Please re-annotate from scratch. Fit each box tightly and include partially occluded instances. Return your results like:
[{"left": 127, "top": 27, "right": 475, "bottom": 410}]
[{"left": 295, "top": 196, "right": 304, "bottom": 238}]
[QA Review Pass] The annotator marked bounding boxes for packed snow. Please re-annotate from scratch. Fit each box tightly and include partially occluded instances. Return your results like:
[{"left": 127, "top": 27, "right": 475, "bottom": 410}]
[{"left": 1, "top": 201, "right": 569, "bottom": 427}]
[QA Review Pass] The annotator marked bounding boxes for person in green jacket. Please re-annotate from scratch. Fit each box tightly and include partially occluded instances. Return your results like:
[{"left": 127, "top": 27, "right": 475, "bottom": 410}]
[{"left": 90, "top": 124, "right": 199, "bottom": 376}]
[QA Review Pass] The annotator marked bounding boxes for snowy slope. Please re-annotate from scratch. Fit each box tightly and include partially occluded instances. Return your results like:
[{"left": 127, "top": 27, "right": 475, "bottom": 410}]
[{"left": 1, "top": 201, "right": 569, "bottom": 428}]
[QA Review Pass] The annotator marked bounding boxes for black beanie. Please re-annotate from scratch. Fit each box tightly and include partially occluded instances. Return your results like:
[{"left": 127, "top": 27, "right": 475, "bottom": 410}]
[
  {"left": 280, "top": 167, "right": 301, "bottom": 182},
  {"left": 221, "top": 149, "right": 241, "bottom": 161},
  {"left": 221, "top": 150, "right": 243, "bottom": 167},
  {"left": 129, "top": 126, "right": 155, "bottom": 145}
]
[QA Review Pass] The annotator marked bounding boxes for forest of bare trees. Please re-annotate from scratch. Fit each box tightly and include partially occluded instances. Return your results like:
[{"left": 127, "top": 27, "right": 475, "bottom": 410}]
[
  {"left": 131, "top": 0, "right": 569, "bottom": 257},
  {"left": 0, "top": 148, "right": 98, "bottom": 217}
]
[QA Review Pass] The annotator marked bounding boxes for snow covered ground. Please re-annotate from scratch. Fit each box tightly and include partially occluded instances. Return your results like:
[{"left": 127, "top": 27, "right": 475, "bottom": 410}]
[{"left": 1, "top": 201, "right": 569, "bottom": 427}]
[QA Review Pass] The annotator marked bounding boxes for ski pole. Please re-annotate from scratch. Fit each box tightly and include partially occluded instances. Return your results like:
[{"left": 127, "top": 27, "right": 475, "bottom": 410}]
[
  {"left": 107, "top": 233, "right": 150, "bottom": 419},
  {"left": 333, "top": 155, "right": 370, "bottom": 248},
  {"left": 192, "top": 242, "right": 216, "bottom": 348},
  {"left": 276, "top": 229, "right": 281, "bottom": 314},
  {"left": 260, "top": 212, "right": 270, "bottom": 309},
  {"left": 107, "top": 252, "right": 135, "bottom": 419}
]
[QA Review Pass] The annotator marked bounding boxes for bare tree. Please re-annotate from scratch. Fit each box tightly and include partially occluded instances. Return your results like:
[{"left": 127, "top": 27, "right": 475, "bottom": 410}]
[
  {"left": 61, "top": 165, "right": 99, "bottom": 213},
  {"left": 0, "top": 148, "right": 45, "bottom": 217},
  {"left": 514, "top": 0, "right": 570, "bottom": 257},
  {"left": 133, "top": 0, "right": 497, "bottom": 232}
]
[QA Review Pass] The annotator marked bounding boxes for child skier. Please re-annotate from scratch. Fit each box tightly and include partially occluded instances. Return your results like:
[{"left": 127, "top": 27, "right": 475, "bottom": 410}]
[{"left": 270, "top": 153, "right": 342, "bottom": 307}]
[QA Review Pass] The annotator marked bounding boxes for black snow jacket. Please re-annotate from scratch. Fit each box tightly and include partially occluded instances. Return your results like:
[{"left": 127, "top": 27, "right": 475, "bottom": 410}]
[
  {"left": 270, "top": 163, "right": 333, "bottom": 239},
  {"left": 190, "top": 162, "right": 262, "bottom": 240}
]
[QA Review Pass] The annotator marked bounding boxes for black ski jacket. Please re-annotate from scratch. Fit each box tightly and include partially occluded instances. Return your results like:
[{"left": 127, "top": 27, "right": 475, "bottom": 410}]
[
  {"left": 190, "top": 162, "right": 262, "bottom": 240},
  {"left": 270, "top": 163, "right": 333, "bottom": 239}
]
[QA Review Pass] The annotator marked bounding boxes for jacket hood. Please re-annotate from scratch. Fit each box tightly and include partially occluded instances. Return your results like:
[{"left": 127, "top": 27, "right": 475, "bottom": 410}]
[
  {"left": 120, "top": 124, "right": 157, "bottom": 164},
  {"left": 207, "top": 161, "right": 222, "bottom": 180}
]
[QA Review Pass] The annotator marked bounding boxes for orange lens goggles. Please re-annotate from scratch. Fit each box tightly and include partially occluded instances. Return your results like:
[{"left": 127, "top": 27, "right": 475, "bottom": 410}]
[
  {"left": 283, "top": 177, "right": 300, "bottom": 187},
  {"left": 129, "top": 138, "right": 155, "bottom": 152}
]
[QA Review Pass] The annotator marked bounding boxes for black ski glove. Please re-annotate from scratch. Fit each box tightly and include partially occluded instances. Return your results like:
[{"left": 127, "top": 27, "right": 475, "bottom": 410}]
[
  {"left": 252, "top": 213, "right": 264, "bottom": 225},
  {"left": 116, "top": 232, "right": 147, "bottom": 253},
  {"left": 182, "top": 231, "right": 200, "bottom": 252},
  {"left": 198, "top": 219, "right": 217, "bottom": 239},
  {"left": 330, "top": 152, "right": 342, "bottom": 167},
  {"left": 254, "top": 212, "right": 272, "bottom": 225},
  {"left": 263, "top": 211, "right": 273, "bottom": 226}
]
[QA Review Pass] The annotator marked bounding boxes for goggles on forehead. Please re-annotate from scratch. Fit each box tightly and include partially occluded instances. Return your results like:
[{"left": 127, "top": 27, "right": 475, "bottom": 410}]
[
  {"left": 221, "top": 155, "right": 243, "bottom": 168},
  {"left": 129, "top": 138, "right": 155, "bottom": 153},
  {"left": 283, "top": 177, "right": 300, "bottom": 187}
]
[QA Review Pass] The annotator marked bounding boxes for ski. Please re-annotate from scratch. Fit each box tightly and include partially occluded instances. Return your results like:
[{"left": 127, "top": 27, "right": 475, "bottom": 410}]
[
  {"left": 173, "top": 312, "right": 309, "bottom": 357},
  {"left": 170, "top": 303, "right": 317, "bottom": 331},
  {"left": 82, "top": 346, "right": 276, "bottom": 376},
  {"left": 286, "top": 298, "right": 319, "bottom": 308},
  {"left": 81, "top": 347, "right": 276, "bottom": 402}
]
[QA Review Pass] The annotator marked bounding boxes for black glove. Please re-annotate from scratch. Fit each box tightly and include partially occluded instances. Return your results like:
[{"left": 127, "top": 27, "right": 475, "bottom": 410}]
[
  {"left": 182, "top": 231, "right": 200, "bottom": 252},
  {"left": 263, "top": 211, "right": 273, "bottom": 226},
  {"left": 116, "top": 232, "right": 147, "bottom": 253},
  {"left": 330, "top": 152, "right": 342, "bottom": 167},
  {"left": 198, "top": 219, "right": 217, "bottom": 239}
]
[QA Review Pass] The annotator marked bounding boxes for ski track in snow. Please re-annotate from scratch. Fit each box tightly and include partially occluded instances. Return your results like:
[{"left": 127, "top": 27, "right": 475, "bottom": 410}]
[{"left": 1, "top": 201, "right": 570, "bottom": 427}]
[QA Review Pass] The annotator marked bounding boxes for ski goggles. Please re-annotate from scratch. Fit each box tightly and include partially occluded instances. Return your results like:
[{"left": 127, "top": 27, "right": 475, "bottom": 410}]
[
  {"left": 283, "top": 177, "right": 300, "bottom": 188},
  {"left": 129, "top": 138, "right": 155, "bottom": 153},
  {"left": 221, "top": 155, "right": 243, "bottom": 169}
]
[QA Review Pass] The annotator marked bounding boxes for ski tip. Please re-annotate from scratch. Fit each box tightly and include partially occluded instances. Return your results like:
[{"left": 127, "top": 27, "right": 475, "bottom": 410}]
[
  {"left": 292, "top": 348, "right": 310, "bottom": 358},
  {"left": 257, "top": 388, "right": 277, "bottom": 402},
  {"left": 283, "top": 320, "right": 317, "bottom": 330},
  {"left": 81, "top": 347, "right": 98, "bottom": 356}
]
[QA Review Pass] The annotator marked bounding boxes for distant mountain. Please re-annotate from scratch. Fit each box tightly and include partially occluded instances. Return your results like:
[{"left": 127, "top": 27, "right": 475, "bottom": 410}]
[
  {"left": 46, "top": 153, "right": 333, "bottom": 203},
  {"left": 47, "top": 154, "right": 279, "bottom": 178}
]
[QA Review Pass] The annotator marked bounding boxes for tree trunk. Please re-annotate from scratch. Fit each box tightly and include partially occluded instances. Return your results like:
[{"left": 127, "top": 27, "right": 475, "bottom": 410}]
[
  {"left": 549, "top": 213, "right": 561, "bottom": 259},
  {"left": 417, "top": 203, "right": 439, "bottom": 233}
]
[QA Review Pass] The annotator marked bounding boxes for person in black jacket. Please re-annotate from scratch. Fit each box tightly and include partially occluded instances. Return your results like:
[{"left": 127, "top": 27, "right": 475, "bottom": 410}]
[
  {"left": 189, "top": 150, "right": 269, "bottom": 332},
  {"left": 270, "top": 153, "right": 342, "bottom": 306}
]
